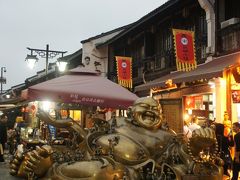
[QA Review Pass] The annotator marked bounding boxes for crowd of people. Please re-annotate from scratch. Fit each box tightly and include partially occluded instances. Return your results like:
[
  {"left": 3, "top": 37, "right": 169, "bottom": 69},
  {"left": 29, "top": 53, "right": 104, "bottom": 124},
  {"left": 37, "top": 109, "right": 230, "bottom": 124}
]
[
  {"left": 1, "top": 110, "right": 240, "bottom": 179},
  {"left": 0, "top": 113, "right": 21, "bottom": 163},
  {"left": 183, "top": 114, "right": 240, "bottom": 180},
  {"left": 232, "top": 122, "right": 240, "bottom": 180}
]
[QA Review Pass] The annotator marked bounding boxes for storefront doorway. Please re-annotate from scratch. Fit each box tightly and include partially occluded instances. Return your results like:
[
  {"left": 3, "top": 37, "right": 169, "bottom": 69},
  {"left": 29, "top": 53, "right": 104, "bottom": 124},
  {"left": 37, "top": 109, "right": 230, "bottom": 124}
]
[
  {"left": 160, "top": 99, "right": 182, "bottom": 133},
  {"left": 183, "top": 93, "right": 214, "bottom": 126}
]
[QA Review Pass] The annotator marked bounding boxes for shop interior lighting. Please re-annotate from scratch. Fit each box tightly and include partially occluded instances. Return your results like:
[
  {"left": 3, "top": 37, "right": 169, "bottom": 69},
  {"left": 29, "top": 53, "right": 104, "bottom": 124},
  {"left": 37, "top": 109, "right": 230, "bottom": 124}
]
[
  {"left": 220, "top": 78, "right": 226, "bottom": 87},
  {"left": 42, "top": 101, "right": 51, "bottom": 111},
  {"left": 5, "top": 94, "right": 10, "bottom": 98},
  {"left": 184, "top": 113, "right": 190, "bottom": 121},
  {"left": 187, "top": 109, "right": 192, "bottom": 115},
  {"left": 208, "top": 80, "right": 215, "bottom": 88}
]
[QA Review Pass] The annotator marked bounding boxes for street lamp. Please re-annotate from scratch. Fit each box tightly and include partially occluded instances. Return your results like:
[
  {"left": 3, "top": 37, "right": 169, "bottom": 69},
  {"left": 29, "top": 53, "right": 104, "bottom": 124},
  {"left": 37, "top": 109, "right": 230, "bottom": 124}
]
[
  {"left": 0, "top": 67, "right": 6, "bottom": 94},
  {"left": 56, "top": 61, "right": 68, "bottom": 72},
  {"left": 25, "top": 44, "right": 68, "bottom": 75}
]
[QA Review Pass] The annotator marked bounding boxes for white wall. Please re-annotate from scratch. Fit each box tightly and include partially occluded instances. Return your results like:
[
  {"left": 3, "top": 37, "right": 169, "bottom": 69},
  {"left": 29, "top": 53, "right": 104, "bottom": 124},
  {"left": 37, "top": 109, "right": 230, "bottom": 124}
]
[{"left": 82, "top": 31, "right": 121, "bottom": 77}]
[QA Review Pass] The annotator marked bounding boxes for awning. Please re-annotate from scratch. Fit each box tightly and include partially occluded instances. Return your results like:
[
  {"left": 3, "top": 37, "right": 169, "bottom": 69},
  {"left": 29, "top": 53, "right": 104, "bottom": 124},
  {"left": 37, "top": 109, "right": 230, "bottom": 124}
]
[
  {"left": 0, "top": 104, "right": 15, "bottom": 111},
  {"left": 21, "top": 67, "right": 138, "bottom": 109},
  {"left": 135, "top": 51, "right": 240, "bottom": 92}
]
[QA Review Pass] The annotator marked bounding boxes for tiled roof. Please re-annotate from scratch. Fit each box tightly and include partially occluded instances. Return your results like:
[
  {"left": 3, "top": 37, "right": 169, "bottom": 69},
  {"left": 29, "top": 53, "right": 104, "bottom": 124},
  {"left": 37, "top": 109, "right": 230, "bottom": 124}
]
[
  {"left": 96, "top": 0, "right": 178, "bottom": 48},
  {"left": 81, "top": 23, "right": 133, "bottom": 43},
  {"left": 58, "top": 48, "right": 82, "bottom": 62}
]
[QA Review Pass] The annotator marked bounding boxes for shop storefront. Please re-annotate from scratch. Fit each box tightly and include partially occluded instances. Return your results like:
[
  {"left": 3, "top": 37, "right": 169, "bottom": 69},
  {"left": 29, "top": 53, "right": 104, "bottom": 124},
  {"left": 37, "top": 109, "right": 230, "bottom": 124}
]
[
  {"left": 135, "top": 51, "right": 240, "bottom": 133},
  {"left": 184, "top": 93, "right": 214, "bottom": 125},
  {"left": 17, "top": 100, "right": 83, "bottom": 147},
  {"left": 18, "top": 105, "right": 136, "bottom": 145},
  {"left": 224, "top": 65, "right": 240, "bottom": 124},
  {"left": 152, "top": 82, "right": 213, "bottom": 133}
]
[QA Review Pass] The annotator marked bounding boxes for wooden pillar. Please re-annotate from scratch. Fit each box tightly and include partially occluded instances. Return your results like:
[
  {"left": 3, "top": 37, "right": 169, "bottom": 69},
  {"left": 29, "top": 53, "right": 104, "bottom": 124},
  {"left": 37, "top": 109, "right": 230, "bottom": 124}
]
[
  {"left": 214, "top": 77, "right": 225, "bottom": 123},
  {"left": 225, "top": 69, "right": 232, "bottom": 121}
]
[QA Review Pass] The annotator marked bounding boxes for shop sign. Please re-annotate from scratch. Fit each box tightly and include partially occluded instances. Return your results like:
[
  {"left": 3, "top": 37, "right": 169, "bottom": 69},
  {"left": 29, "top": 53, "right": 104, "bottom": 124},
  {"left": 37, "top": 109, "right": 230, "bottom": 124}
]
[
  {"left": 172, "top": 29, "right": 197, "bottom": 72},
  {"left": 70, "top": 94, "right": 105, "bottom": 104},
  {"left": 194, "top": 96, "right": 203, "bottom": 109},
  {"left": 185, "top": 96, "right": 195, "bottom": 109},
  {"left": 115, "top": 56, "right": 132, "bottom": 88},
  {"left": 185, "top": 95, "right": 203, "bottom": 109},
  {"left": 0, "top": 77, "right": 6, "bottom": 84}
]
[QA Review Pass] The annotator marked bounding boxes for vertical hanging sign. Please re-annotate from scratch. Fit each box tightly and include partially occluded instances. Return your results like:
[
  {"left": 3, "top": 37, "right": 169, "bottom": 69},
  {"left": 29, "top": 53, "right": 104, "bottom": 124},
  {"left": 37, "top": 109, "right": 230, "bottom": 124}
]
[
  {"left": 115, "top": 56, "right": 132, "bottom": 88},
  {"left": 172, "top": 29, "right": 197, "bottom": 71}
]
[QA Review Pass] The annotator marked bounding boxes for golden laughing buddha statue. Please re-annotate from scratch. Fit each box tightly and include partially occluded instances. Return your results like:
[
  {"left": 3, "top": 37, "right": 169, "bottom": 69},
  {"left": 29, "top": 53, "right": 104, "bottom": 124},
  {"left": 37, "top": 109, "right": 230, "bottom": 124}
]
[{"left": 10, "top": 97, "right": 223, "bottom": 179}]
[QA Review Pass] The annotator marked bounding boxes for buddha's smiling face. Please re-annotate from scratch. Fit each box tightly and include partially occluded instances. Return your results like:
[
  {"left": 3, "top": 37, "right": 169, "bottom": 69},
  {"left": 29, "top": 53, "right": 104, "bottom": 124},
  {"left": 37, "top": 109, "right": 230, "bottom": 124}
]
[{"left": 132, "top": 97, "right": 161, "bottom": 129}]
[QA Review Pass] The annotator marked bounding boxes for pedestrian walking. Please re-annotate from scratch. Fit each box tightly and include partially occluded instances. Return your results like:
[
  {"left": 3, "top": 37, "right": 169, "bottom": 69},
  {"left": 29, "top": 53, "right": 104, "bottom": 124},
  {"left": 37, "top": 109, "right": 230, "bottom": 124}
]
[
  {"left": 215, "top": 123, "right": 234, "bottom": 177},
  {"left": 232, "top": 122, "right": 240, "bottom": 180},
  {"left": 188, "top": 116, "right": 201, "bottom": 132},
  {"left": 223, "top": 111, "right": 232, "bottom": 137},
  {"left": 7, "top": 128, "right": 16, "bottom": 155},
  {"left": 183, "top": 119, "right": 192, "bottom": 141},
  {"left": 0, "top": 114, "right": 8, "bottom": 162}
]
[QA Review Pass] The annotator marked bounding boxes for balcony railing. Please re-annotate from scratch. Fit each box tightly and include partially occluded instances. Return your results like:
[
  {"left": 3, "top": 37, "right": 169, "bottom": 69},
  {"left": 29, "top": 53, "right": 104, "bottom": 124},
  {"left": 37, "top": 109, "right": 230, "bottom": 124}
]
[
  {"left": 133, "top": 43, "right": 206, "bottom": 78},
  {"left": 141, "top": 49, "right": 175, "bottom": 73},
  {"left": 110, "top": 39, "right": 207, "bottom": 85}
]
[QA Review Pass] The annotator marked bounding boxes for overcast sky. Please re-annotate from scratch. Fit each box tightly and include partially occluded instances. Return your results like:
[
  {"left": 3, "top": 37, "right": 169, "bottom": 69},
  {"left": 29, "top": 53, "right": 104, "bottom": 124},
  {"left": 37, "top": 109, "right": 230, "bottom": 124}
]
[{"left": 0, "top": 0, "right": 168, "bottom": 90}]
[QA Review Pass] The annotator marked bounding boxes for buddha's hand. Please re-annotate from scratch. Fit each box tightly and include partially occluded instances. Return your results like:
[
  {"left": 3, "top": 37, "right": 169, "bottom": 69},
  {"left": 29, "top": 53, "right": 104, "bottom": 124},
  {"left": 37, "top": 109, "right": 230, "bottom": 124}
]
[
  {"left": 10, "top": 145, "right": 53, "bottom": 178},
  {"left": 37, "top": 109, "right": 74, "bottom": 128},
  {"left": 188, "top": 128, "right": 218, "bottom": 163},
  {"left": 9, "top": 148, "right": 24, "bottom": 176}
]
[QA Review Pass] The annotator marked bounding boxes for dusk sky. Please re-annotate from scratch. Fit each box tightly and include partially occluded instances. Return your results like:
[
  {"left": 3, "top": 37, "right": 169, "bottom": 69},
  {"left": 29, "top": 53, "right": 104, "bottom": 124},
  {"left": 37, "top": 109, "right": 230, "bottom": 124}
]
[{"left": 0, "top": 0, "right": 168, "bottom": 90}]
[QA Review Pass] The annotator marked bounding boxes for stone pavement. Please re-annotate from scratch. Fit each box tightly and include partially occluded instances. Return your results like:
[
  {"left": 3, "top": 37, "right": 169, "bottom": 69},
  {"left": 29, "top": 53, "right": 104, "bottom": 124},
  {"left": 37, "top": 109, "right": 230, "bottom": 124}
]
[
  {"left": 0, "top": 151, "right": 23, "bottom": 180},
  {"left": 0, "top": 150, "right": 239, "bottom": 180}
]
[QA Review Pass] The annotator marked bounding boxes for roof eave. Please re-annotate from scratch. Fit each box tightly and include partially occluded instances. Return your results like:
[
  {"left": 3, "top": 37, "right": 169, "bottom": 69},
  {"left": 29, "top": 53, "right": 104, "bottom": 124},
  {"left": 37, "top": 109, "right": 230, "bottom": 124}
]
[{"left": 97, "top": 0, "right": 179, "bottom": 48}]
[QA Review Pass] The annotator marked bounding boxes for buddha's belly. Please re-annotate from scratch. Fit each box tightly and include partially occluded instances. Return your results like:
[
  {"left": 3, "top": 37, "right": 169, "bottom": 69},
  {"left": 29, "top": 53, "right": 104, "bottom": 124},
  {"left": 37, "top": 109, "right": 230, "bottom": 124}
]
[{"left": 92, "top": 133, "right": 149, "bottom": 166}]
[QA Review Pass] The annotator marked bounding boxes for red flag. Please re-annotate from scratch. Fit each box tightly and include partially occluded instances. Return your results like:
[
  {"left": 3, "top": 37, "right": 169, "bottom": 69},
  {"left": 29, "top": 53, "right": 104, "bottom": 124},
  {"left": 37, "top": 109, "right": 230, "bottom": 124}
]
[
  {"left": 172, "top": 29, "right": 197, "bottom": 71},
  {"left": 115, "top": 56, "right": 132, "bottom": 88}
]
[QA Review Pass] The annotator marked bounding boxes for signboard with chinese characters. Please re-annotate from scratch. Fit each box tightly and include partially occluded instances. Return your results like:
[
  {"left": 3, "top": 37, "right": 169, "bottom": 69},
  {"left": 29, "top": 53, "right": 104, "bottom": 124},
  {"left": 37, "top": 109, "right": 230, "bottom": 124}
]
[
  {"left": 115, "top": 56, "right": 132, "bottom": 88},
  {"left": 70, "top": 94, "right": 105, "bottom": 104},
  {"left": 0, "top": 77, "right": 6, "bottom": 84},
  {"left": 172, "top": 29, "right": 197, "bottom": 72}
]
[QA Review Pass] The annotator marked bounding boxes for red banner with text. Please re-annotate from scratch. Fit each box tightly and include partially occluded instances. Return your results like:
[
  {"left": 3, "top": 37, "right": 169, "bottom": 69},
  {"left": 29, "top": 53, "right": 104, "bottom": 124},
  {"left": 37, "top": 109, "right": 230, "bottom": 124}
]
[
  {"left": 115, "top": 56, "right": 132, "bottom": 88},
  {"left": 172, "top": 29, "right": 197, "bottom": 71}
]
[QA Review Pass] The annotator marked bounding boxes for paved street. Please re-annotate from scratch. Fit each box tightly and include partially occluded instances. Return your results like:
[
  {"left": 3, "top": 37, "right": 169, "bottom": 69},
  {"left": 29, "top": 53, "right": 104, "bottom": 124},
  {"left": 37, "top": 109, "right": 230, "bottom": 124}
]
[{"left": 0, "top": 149, "right": 239, "bottom": 179}]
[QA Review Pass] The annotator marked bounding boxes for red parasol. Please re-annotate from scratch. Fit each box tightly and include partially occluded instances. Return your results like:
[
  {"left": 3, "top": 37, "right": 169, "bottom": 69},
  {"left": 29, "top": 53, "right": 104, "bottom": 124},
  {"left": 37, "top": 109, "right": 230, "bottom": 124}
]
[{"left": 21, "top": 67, "right": 138, "bottom": 109}]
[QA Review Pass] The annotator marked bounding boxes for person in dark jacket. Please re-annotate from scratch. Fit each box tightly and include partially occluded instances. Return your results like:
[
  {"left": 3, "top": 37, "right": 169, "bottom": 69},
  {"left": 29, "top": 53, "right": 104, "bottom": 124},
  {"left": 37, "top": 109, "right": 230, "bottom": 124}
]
[
  {"left": 215, "top": 123, "right": 234, "bottom": 177},
  {"left": 232, "top": 122, "right": 240, "bottom": 180},
  {"left": 0, "top": 113, "right": 8, "bottom": 162}
]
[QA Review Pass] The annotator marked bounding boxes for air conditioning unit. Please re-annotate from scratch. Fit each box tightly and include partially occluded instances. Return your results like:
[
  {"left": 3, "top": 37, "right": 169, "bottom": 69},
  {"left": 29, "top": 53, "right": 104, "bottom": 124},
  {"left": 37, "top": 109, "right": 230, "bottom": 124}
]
[{"left": 221, "top": 18, "right": 240, "bottom": 29}]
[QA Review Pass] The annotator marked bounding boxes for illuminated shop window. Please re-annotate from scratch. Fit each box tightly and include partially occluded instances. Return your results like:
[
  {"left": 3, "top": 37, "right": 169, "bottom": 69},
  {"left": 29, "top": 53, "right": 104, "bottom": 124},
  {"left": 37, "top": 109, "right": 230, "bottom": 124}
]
[
  {"left": 60, "top": 109, "right": 81, "bottom": 122},
  {"left": 69, "top": 110, "right": 81, "bottom": 121},
  {"left": 184, "top": 93, "right": 214, "bottom": 121}
]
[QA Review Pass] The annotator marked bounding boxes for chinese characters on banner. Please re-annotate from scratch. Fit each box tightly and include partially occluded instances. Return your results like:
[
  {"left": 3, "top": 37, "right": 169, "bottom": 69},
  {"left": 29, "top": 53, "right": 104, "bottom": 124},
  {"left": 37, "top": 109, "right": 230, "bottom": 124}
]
[
  {"left": 115, "top": 56, "right": 132, "bottom": 88},
  {"left": 172, "top": 29, "right": 197, "bottom": 71}
]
